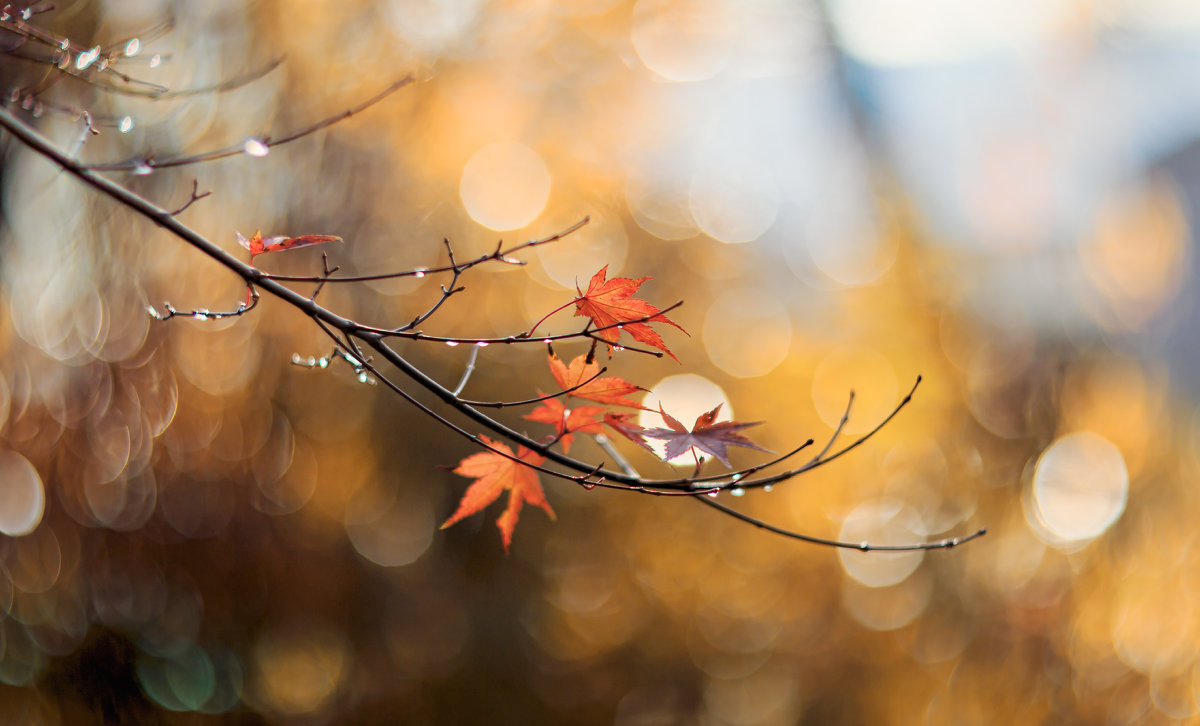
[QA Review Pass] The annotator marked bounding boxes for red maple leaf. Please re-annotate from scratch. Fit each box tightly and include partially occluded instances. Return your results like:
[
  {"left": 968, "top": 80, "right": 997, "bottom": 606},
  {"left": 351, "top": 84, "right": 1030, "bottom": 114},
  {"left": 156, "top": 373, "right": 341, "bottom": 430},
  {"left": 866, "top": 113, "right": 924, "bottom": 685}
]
[
  {"left": 524, "top": 395, "right": 605, "bottom": 453},
  {"left": 237, "top": 230, "right": 342, "bottom": 261},
  {"left": 642, "top": 404, "right": 770, "bottom": 467},
  {"left": 442, "top": 436, "right": 555, "bottom": 552},
  {"left": 573, "top": 265, "right": 686, "bottom": 361},
  {"left": 547, "top": 348, "right": 649, "bottom": 409}
]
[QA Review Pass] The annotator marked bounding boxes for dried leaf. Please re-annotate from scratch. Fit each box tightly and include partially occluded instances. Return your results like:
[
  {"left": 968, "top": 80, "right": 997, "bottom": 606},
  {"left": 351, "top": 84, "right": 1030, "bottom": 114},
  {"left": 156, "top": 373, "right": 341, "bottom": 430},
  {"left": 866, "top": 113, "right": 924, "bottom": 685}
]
[
  {"left": 603, "top": 412, "right": 655, "bottom": 452},
  {"left": 642, "top": 403, "right": 770, "bottom": 467},
  {"left": 237, "top": 229, "right": 342, "bottom": 260}
]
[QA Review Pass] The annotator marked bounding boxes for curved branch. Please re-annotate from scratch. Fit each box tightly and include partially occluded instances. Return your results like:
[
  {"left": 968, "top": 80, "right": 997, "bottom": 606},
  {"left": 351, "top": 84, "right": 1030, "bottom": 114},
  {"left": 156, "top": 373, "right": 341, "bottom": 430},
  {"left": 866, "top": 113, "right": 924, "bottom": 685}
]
[{"left": 697, "top": 496, "right": 987, "bottom": 551}]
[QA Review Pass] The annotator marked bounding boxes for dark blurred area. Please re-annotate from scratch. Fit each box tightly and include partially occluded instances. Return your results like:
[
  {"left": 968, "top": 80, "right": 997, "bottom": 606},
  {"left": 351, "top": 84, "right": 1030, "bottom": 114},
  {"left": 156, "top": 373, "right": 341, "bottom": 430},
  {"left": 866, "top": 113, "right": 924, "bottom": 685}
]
[{"left": 2, "top": 1, "right": 1199, "bottom": 724}]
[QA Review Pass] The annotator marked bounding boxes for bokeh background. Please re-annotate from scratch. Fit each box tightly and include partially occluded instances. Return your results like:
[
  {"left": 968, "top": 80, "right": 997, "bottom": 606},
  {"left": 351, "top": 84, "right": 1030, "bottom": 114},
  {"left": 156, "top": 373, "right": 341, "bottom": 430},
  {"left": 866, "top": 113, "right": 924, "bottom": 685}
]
[{"left": 2, "top": 0, "right": 1199, "bottom": 723}]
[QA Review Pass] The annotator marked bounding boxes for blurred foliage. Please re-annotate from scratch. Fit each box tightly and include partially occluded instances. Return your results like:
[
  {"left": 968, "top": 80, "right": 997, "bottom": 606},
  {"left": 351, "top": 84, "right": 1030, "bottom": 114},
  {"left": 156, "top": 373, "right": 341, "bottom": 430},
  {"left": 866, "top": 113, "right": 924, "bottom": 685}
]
[{"left": 2, "top": 1, "right": 1199, "bottom": 724}]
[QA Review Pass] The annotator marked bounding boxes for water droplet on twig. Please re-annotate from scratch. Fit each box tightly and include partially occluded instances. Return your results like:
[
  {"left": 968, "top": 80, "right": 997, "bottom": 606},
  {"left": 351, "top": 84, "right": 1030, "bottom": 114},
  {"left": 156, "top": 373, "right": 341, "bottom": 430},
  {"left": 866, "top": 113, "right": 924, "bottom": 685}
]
[
  {"left": 125, "top": 38, "right": 140, "bottom": 56},
  {"left": 445, "top": 341, "right": 459, "bottom": 347},
  {"left": 75, "top": 46, "right": 101, "bottom": 71},
  {"left": 119, "top": 116, "right": 133, "bottom": 133},
  {"left": 242, "top": 138, "right": 269, "bottom": 157},
  {"left": 730, "top": 487, "right": 745, "bottom": 497},
  {"left": 149, "top": 54, "right": 161, "bottom": 68}
]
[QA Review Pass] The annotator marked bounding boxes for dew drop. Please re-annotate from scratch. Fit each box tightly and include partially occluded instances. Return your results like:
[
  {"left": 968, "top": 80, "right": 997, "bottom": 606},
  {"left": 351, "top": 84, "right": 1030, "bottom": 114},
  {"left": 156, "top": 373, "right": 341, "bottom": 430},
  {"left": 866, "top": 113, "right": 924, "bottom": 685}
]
[
  {"left": 125, "top": 38, "right": 141, "bottom": 57},
  {"left": 32, "top": 102, "right": 43, "bottom": 118},
  {"left": 357, "top": 372, "right": 371, "bottom": 384},
  {"left": 57, "top": 53, "right": 69, "bottom": 69},
  {"left": 20, "top": 96, "right": 31, "bottom": 110},
  {"left": 75, "top": 45, "right": 101, "bottom": 70},
  {"left": 149, "top": 54, "right": 161, "bottom": 68},
  {"left": 859, "top": 542, "right": 870, "bottom": 551},
  {"left": 60, "top": 38, "right": 69, "bottom": 51},
  {"left": 119, "top": 116, "right": 133, "bottom": 133},
  {"left": 414, "top": 268, "right": 427, "bottom": 278},
  {"left": 476, "top": 341, "right": 489, "bottom": 348},
  {"left": 133, "top": 162, "right": 153, "bottom": 176},
  {"left": 445, "top": 341, "right": 459, "bottom": 347},
  {"left": 98, "top": 58, "right": 110, "bottom": 71},
  {"left": 291, "top": 353, "right": 302, "bottom": 364},
  {"left": 242, "top": 138, "right": 269, "bottom": 157},
  {"left": 730, "top": 487, "right": 745, "bottom": 497},
  {"left": 8, "top": 89, "right": 19, "bottom": 103},
  {"left": 542, "top": 339, "right": 551, "bottom": 344},
  {"left": 306, "top": 356, "right": 316, "bottom": 367},
  {"left": 612, "top": 346, "right": 625, "bottom": 352},
  {"left": 706, "top": 489, "right": 719, "bottom": 498},
  {"left": 582, "top": 482, "right": 597, "bottom": 491},
  {"left": 192, "top": 312, "right": 208, "bottom": 321},
  {"left": 147, "top": 305, "right": 159, "bottom": 317},
  {"left": 20, "top": 6, "right": 31, "bottom": 19},
  {"left": 318, "top": 358, "right": 329, "bottom": 368},
  {"left": 763, "top": 484, "right": 773, "bottom": 493},
  {"left": 1, "top": 10, "right": 10, "bottom": 22}
]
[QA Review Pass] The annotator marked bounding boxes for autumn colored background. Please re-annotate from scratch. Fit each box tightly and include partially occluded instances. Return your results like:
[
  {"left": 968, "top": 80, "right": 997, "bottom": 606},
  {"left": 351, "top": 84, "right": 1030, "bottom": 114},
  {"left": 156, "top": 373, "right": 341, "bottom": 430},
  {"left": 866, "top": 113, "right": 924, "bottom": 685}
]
[{"left": 1, "top": 1, "right": 1198, "bottom": 724}]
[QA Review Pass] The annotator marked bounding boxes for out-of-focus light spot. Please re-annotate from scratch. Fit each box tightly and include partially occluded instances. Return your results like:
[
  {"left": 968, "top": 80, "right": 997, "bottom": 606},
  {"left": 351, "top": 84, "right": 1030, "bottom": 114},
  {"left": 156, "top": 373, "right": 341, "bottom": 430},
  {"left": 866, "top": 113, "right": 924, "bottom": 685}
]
[
  {"left": 632, "top": 0, "right": 735, "bottom": 82},
  {"left": 125, "top": 38, "right": 140, "bottom": 56},
  {"left": 811, "top": 345, "right": 898, "bottom": 434},
  {"left": 1151, "top": 666, "right": 1197, "bottom": 719},
  {"left": 383, "top": 0, "right": 483, "bottom": 55},
  {"left": 702, "top": 288, "right": 790, "bottom": 378},
  {"left": 85, "top": 470, "right": 158, "bottom": 532},
  {"left": 1111, "top": 574, "right": 1199, "bottom": 676},
  {"left": 805, "top": 198, "right": 896, "bottom": 287},
  {"left": 1028, "top": 432, "right": 1127, "bottom": 546},
  {"left": 0, "top": 450, "right": 44, "bottom": 536},
  {"left": 137, "top": 644, "right": 216, "bottom": 712},
  {"left": 75, "top": 45, "right": 101, "bottom": 70},
  {"left": 1080, "top": 180, "right": 1188, "bottom": 331},
  {"left": 702, "top": 663, "right": 801, "bottom": 725},
  {"left": 3, "top": 524, "right": 60, "bottom": 595},
  {"left": 460, "top": 141, "right": 551, "bottom": 231},
  {"left": 638, "top": 374, "right": 730, "bottom": 466},
  {"left": 625, "top": 160, "right": 698, "bottom": 240},
  {"left": 242, "top": 138, "right": 270, "bottom": 157},
  {"left": 837, "top": 499, "right": 926, "bottom": 587},
  {"left": 345, "top": 485, "right": 434, "bottom": 567},
  {"left": 689, "top": 153, "right": 779, "bottom": 244},
  {"left": 252, "top": 622, "right": 349, "bottom": 716},
  {"left": 842, "top": 568, "right": 932, "bottom": 631},
  {"left": 535, "top": 212, "right": 628, "bottom": 288},
  {"left": 0, "top": 620, "right": 46, "bottom": 686},
  {"left": 119, "top": 116, "right": 134, "bottom": 133},
  {"left": 827, "top": 0, "right": 1059, "bottom": 67}
]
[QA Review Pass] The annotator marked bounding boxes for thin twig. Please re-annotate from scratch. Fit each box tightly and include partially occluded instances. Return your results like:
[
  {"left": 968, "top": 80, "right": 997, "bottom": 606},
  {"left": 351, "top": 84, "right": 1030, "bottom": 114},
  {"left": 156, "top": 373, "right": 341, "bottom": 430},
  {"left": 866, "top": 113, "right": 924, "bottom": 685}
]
[{"left": 697, "top": 496, "right": 986, "bottom": 551}]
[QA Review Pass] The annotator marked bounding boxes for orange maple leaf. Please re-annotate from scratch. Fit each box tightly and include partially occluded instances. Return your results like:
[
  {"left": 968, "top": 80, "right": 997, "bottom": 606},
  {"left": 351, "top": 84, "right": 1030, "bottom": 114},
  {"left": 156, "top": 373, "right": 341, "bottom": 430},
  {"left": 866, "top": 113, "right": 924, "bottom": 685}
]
[
  {"left": 237, "top": 230, "right": 342, "bottom": 261},
  {"left": 547, "top": 348, "right": 649, "bottom": 410},
  {"left": 573, "top": 265, "right": 686, "bottom": 361},
  {"left": 442, "top": 436, "right": 555, "bottom": 552},
  {"left": 524, "top": 395, "right": 605, "bottom": 453}
]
